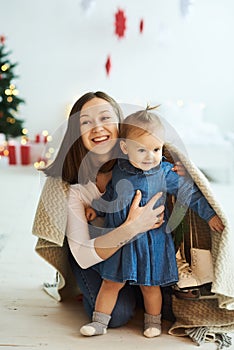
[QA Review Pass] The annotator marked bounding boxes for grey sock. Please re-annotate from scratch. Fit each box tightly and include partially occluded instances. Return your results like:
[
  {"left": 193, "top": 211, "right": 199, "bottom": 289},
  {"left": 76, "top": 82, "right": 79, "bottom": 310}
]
[
  {"left": 144, "top": 313, "right": 161, "bottom": 338},
  {"left": 80, "top": 311, "right": 111, "bottom": 336}
]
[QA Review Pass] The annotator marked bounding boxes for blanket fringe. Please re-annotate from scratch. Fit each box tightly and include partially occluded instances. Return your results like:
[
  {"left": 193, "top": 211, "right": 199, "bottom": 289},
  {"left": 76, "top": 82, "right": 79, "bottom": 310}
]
[{"left": 185, "top": 327, "right": 232, "bottom": 349}]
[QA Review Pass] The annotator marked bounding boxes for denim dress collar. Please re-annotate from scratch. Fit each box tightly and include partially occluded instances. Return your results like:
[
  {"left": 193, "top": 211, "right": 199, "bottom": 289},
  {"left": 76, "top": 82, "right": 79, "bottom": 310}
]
[{"left": 117, "top": 157, "right": 163, "bottom": 175}]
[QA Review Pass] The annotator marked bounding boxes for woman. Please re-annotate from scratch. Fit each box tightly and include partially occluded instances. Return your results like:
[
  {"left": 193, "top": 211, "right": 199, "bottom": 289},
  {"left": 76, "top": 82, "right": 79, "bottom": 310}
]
[{"left": 33, "top": 91, "right": 167, "bottom": 328}]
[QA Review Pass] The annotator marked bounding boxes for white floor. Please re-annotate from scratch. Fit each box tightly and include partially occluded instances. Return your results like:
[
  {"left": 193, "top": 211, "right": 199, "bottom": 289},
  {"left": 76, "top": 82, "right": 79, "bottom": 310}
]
[{"left": 0, "top": 165, "right": 233, "bottom": 350}]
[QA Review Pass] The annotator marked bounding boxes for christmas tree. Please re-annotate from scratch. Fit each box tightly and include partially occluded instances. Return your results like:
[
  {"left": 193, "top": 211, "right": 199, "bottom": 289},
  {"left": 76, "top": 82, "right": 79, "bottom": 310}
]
[{"left": 0, "top": 35, "right": 25, "bottom": 140}]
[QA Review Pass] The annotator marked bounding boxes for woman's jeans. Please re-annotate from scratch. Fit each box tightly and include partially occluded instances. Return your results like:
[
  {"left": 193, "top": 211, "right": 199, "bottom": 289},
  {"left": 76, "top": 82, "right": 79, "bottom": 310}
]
[{"left": 68, "top": 249, "right": 175, "bottom": 327}]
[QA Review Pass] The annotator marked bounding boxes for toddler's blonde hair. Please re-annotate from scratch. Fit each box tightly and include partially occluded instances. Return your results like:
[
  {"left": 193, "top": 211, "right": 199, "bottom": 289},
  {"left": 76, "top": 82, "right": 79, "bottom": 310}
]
[{"left": 120, "top": 105, "right": 165, "bottom": 142}]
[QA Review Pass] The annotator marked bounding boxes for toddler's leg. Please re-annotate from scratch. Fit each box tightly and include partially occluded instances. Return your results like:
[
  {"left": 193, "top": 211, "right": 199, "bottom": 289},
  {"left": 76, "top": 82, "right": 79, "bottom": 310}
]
[
  {"left": 80, "top": 279, "right": 125, "bottom": 336},
  {"left": 143, "top": 313, "right": 161, "bottom": 338},
  {"left": 140, "top": 285, "right": 162, "bottom": 338},
  {"left": 69, "top": 251, "right": 137, "bottom": 327},
  {"left": 80, "top": 311, "right": 111, "bottom": 336}
]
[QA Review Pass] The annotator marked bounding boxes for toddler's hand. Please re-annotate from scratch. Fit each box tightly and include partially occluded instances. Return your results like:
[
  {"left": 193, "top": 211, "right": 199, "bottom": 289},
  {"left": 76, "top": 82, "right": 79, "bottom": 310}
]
[
  {"left": 172, "top": 161, "right": 186, "bottom": 176},
  {"left": 85, "top": 207, "right": 97, "bottom": 222},
  {"left": 208, "top": 215, "right": 225, "bottom": 233}
]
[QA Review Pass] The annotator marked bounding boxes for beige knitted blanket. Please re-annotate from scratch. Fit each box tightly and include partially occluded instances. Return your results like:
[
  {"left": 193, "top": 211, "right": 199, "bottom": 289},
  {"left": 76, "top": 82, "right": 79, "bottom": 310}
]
[
  {"left": 32, "top": 176, "right": 79, "bottom": 299},
  {"left": 32, "top": 142, "right": 234, "bottom": 341}
]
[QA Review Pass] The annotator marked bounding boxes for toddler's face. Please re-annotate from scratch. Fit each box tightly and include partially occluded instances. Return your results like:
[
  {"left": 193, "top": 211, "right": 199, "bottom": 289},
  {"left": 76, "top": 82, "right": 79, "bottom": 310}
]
[{"left": 120, "top": 133, "right": 163, "bottom": 171}]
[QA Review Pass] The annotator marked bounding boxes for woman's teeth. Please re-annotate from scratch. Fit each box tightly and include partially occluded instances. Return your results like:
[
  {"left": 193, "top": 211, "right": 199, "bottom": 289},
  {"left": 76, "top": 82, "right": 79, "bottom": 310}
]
[{"left": 93, "top": 136, "right": 109, "bottom": 142}]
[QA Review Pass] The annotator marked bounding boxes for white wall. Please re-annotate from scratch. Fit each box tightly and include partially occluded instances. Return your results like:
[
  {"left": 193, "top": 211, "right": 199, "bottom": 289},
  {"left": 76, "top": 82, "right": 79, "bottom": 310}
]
[{"left": 1, "top": 0, "right": 234, "bottom": 138}]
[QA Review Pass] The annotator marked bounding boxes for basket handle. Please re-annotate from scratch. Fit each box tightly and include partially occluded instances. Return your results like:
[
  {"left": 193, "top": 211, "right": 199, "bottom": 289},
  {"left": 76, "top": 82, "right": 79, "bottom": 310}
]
[{"left": 189, "top": 210, "right": 199, "bottom": 248}]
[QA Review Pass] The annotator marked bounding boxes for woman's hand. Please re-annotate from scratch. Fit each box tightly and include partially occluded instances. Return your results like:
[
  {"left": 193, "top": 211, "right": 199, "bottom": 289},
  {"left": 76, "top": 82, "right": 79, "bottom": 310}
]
[
  {"left": 94, "top": 191, "right": 164, "bottom": 260},
  {"left": 125, "top": 190, "right": 165, "bottom": 235}
]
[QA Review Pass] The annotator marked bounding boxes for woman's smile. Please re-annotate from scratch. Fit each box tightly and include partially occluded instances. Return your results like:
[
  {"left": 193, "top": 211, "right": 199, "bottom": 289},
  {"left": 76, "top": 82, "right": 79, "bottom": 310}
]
[{"left": 92, "top": 135, "right": 110, "bottom": 143}]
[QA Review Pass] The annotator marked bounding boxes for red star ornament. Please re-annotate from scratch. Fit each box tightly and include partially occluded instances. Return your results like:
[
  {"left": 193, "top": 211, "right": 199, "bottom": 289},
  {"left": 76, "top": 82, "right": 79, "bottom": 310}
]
[
  {"left": 114, "top": 9, "right": 126, "bottom": 38},
  {"left": 139, "top": 19, "right": 144, "bottom": 34},
  {"left": 0, "top": 35, "right": 5, "bottom": 44},
  {"left": 105, "top": 55, "right": 111, "bottom": 76}
]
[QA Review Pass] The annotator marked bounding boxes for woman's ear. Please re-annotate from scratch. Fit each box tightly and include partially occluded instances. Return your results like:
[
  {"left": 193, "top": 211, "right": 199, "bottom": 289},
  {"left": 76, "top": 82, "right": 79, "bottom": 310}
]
[{"left": 120, "top": 140, "right": 128, "bottom": 155}]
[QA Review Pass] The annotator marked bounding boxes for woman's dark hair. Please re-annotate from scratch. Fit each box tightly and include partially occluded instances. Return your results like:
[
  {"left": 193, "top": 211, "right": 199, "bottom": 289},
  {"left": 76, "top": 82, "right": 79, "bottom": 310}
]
[{"left": 43, "top": 91, "right": 124, "bottom": 184}]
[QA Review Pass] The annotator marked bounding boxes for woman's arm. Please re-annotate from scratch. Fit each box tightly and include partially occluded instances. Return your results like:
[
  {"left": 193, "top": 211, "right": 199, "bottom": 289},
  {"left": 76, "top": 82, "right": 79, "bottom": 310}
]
[
  {"left": 66, "top": 187, "right": 164, "bottom": 268},
  {"left": 66, "top": 185, "right": 103, "bottom": 269}
]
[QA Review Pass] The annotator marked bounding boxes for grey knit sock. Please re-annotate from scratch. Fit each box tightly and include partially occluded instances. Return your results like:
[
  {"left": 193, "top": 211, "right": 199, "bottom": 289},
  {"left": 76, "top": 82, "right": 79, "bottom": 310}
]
[
  {"left": 143, "top": 313, "right": 161, "bottom": 338},
  {"left": 80, "top": 311, "right": 111, "bottom": 336}
]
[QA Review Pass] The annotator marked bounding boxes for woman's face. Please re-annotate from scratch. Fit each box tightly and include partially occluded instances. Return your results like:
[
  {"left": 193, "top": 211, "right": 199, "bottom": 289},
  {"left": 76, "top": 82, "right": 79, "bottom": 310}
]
[{"left": 80, "top": 97, "right": 119, "bottom": 155}]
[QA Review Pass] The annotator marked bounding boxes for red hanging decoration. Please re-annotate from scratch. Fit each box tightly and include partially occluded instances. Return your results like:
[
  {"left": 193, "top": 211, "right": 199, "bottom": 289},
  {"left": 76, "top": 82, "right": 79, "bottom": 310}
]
[
  {"left": 0, "top": 35, "right": 6, "bottom": 44},
  {"left": 105, "top": 55, "right": 111, "bottom": 76},
  {"left": 114, "top": 9, "right": 126, "bottom": 38},
  {"left": 139, "top": 19, "right": 144, "bottom": 34}
]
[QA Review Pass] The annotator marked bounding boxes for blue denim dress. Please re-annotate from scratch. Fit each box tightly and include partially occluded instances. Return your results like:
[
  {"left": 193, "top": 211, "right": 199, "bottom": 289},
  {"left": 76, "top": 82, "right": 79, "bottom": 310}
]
[{"left": 92, "top": 158, "right": 215, "bottom": 287}]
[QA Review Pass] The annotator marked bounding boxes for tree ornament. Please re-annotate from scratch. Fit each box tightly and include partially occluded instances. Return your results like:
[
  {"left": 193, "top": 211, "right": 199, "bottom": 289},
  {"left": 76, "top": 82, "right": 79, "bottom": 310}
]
[
  {"left": 139, "top": 19, "right": 144, "bottom": 34},
  {"left": 105, "top": 55, "right": 111, "bottom": 76},
  {"left": 114, "top": 9, "right": 126, "bottom": 38},
  {"left": 0, "top": 35, "right": 5, "bottom": 44}
]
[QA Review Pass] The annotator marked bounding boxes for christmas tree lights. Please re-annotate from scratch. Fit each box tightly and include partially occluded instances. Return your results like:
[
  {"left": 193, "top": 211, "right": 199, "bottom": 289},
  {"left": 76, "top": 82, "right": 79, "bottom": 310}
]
[{"left": 0, "top": 35, "right": 25, "bottom": 140}]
